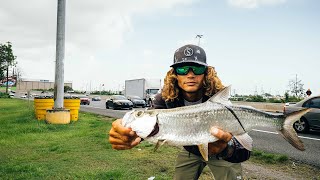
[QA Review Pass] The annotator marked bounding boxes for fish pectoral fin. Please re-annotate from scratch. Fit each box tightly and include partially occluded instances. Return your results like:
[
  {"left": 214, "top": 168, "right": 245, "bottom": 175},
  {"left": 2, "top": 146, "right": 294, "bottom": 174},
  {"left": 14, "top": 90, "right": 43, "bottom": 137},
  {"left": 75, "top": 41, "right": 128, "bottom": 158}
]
[
  {"left": 198, "top": 143, "right": 209, "bottom": 161},
  {"left": 154, "top": 139, "right": 166, "bottom": 152},
  {"left": 234, "top": 133, "right": 253, "bottom": 151}
]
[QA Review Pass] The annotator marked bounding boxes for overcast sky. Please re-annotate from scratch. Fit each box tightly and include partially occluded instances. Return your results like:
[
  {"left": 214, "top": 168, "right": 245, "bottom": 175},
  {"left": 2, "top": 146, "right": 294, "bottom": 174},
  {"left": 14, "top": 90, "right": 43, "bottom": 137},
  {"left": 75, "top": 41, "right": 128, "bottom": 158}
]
[{"left": 0, "top": 0, "right": 319, "bottom": 95}]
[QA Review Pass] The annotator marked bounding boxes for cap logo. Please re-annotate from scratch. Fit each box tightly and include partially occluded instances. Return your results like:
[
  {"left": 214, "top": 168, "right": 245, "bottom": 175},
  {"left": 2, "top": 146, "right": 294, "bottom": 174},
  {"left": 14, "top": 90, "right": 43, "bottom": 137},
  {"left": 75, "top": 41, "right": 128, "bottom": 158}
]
[{"left": 184, "top": 47, "right": 193, "bottom": 57}]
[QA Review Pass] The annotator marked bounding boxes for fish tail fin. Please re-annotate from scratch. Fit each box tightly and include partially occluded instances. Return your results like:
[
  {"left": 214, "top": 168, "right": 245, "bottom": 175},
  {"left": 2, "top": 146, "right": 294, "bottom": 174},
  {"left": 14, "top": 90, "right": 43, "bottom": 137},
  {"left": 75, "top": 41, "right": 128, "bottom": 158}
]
[
  {"left": 279, "top": 108, "right": 310, "bottom": 151},
  {"left": 198, "top": 143, "right": 209, "bottom": 161}
]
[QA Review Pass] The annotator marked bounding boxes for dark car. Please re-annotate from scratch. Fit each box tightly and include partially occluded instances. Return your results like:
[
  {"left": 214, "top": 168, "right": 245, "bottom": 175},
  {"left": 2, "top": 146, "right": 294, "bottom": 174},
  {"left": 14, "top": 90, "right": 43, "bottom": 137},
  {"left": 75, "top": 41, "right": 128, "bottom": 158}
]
[
  {"left": 283, "top": 95, "right": 320, "bottom": 133},
  {"left": 127, "top": 95, "right": 146, "bottom": 108},
  {"left": 92, "top": 96, "right": 101, "bottom": 101},
  {"left": 79, "top": 95, "right": 90, "bottom": 105},
  {"left": 106, "top": 95, "right": 133, "bottom": 110}
]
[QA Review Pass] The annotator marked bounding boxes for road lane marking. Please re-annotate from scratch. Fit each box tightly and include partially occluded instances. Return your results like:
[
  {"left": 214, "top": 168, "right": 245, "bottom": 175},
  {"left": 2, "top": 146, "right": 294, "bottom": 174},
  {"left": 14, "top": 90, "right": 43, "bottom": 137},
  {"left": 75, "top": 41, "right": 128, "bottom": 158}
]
[
  {"left": 81, "top": 106, "right": 105, "bottom": 110},
  {"left": 91, "top": 107, "right": 106, "bottom": 110},
  {"left": 252, "top": 129, "right": 320, "bottom": 141}
]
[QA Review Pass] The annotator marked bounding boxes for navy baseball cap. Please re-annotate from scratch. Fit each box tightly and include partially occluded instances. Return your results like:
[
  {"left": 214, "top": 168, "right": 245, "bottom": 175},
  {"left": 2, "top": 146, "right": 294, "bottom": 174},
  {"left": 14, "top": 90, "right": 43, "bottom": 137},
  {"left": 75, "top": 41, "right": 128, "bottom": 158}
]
[{"left": 170, "top": 44, "right": 207, "bottom": 67}]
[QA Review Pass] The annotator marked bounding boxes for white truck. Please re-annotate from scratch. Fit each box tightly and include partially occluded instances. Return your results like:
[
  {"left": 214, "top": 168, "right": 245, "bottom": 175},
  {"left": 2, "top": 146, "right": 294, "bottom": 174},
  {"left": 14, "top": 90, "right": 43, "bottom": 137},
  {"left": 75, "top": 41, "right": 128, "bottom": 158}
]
[{"left": 125, "top": 78, "right": 162, "bottom": 106}]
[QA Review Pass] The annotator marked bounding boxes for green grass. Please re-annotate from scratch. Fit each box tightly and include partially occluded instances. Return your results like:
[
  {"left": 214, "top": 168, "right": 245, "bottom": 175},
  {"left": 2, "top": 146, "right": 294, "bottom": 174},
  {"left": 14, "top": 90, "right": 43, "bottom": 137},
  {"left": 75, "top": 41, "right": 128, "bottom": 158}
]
[
  {"left": 251, "top": 149, "right": 289, "bottom": 164},
  {"left": 0, "top": 99, "right": 178, "bottom": 179},
  {"left": 1, "top": 98, "right": 306, "bottom": 180},
  {"left": 0, "top": 86, "right": 16, "bottom": 91}
]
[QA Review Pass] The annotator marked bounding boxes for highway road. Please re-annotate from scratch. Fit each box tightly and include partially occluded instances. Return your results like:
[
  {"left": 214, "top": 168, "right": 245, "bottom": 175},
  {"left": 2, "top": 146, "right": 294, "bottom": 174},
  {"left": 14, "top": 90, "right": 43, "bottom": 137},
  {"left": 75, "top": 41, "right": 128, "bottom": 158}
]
[{"left": 81, "top": 100, "right": 320, "bottom": 167}]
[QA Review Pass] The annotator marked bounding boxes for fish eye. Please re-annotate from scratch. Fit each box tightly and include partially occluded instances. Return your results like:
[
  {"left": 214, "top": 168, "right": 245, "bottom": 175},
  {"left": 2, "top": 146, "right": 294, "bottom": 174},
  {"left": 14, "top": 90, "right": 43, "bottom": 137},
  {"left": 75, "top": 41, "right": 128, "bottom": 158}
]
[{"left": 136, "top": 111, "right": 144, "bottom": 117}]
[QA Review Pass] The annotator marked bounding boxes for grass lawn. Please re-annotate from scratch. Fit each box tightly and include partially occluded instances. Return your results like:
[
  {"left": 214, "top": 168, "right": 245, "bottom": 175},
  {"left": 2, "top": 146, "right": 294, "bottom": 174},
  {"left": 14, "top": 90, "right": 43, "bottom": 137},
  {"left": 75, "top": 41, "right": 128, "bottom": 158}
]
[
  {"left": 0, "top": 98, "right": 179, "bottom": 179},
  {"left": 0, "top": 86, "right": 16, "bottom": 91},
  {"left": 2, "top": 98, "right": 318, "bottom": 179}
]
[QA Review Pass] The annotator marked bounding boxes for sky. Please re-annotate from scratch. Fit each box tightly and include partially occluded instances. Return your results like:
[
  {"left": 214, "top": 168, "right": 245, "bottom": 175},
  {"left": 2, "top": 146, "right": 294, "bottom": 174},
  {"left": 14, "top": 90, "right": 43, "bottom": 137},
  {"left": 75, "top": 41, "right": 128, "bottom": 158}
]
[{"left": 0, "top": 0, "right": 319, "bottom": 95}]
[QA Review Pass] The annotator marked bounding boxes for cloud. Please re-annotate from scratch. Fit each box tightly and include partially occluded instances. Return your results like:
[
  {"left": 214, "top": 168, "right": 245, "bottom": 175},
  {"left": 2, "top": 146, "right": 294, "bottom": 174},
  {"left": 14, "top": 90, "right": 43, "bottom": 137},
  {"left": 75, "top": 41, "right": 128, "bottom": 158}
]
[
  {"left": 227, "top": 0, "right": 286, "bottom": 9},
  {"left": 0, "top": 0, "right": 198, "bottom": 90},
  {"left": 0, "top": 0, "right": 197, "bottom": 54}
]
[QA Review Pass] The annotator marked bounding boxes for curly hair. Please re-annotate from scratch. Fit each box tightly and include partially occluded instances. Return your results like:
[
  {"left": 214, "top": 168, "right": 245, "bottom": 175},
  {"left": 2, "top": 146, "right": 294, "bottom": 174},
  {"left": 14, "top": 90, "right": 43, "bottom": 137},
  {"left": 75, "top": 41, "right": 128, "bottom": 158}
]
[{"left": 161, "top": 66, "right": 224, "bottom": 102}]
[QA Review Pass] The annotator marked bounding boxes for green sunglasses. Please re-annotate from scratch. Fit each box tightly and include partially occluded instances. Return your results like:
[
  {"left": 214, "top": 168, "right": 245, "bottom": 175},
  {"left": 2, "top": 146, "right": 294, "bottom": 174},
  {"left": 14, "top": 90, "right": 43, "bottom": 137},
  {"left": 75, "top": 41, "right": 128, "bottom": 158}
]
[{"left": 175, "top": 65, "right": 206, "bottom": 75}]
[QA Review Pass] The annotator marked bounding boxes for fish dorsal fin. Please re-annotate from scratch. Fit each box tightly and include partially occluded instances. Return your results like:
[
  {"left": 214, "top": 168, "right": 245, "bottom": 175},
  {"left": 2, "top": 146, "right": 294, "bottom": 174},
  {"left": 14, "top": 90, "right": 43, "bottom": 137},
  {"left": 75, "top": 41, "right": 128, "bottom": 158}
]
[
  {"left": 198, "top": 143, "right": 209, "bottom": 161},
  {"left": 208, "top": 85, "right": 232, "bottom": 106}
]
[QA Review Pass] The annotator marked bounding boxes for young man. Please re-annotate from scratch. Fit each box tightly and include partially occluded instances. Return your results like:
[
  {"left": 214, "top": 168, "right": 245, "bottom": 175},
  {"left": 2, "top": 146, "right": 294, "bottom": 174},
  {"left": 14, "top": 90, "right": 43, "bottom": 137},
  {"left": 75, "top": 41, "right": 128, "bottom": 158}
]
[{"left": 109, "top": 44, "right": 251, "bottom": 179}]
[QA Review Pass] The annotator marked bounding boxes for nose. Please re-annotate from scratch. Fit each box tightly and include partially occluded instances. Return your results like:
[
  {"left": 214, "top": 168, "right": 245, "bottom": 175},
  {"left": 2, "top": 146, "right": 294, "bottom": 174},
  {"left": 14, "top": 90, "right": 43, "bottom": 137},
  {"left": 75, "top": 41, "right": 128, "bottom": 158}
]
[{"left": 186, "top": 69, "right": 195, "bottom": 77}]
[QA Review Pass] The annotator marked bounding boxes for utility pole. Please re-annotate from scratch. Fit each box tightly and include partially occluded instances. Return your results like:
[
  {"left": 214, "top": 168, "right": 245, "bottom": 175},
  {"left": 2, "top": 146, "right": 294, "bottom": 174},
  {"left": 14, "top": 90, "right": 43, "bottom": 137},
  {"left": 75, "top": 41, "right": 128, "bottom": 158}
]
[
  {"left": 54, "top": 0, "right": 66, "bottom": 109},
  {"left": 196, "top": 35, "right": 203, "bottom": 46},
  {"left": 295, "top": 74, "right": 298, "bottom": 96},
  {"left": 6, "top": 61, "right": 9, "bottom": 93}
]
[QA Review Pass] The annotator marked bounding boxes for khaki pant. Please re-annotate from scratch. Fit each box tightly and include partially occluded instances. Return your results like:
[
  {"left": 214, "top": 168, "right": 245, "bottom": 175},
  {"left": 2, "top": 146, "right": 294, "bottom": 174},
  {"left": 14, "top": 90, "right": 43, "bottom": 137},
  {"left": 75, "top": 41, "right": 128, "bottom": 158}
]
[{"left": 174, "top": 149, "right": 242, "bottom": 180}]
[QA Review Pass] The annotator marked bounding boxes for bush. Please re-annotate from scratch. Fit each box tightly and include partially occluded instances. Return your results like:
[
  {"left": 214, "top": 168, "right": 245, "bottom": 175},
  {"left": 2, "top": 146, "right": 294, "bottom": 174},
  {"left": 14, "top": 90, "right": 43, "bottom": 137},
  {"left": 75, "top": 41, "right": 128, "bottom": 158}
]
[
  {"left": 0, "top": 92, "right": 9, "bottom": 98},
  {"left": 268, "top": 98, "right": 284, "bottom": 103},
  {"left": 64, "top": 86, "right": 73, "bottom": 92},
  {"left": 246, "top": 95, "right": 266, "bottom": 102}
]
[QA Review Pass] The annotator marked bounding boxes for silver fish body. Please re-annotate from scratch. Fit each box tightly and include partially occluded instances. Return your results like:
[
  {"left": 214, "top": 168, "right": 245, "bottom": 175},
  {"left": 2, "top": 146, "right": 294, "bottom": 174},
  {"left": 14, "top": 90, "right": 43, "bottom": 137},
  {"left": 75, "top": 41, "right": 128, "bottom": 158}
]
[
  {"left": 122, "top": 86, "right": 308, "bottom": 160},
  {"left": 145, "top": 103, "right": 282, "bottom": 146}
]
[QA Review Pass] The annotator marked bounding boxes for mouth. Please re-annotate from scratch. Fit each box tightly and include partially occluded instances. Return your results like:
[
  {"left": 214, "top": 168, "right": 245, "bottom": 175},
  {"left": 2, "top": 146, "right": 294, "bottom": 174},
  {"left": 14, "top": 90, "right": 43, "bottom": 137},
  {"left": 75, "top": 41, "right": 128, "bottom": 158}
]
[{"left": 185, "top": 82, "right": 197, "bottom": 86}]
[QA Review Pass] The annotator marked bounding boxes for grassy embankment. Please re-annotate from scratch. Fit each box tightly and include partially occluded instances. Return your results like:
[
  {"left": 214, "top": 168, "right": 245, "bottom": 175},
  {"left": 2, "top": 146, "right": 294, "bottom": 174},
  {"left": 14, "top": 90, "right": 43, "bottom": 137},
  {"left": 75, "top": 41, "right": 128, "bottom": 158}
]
[
  {"left": 0, "top": 86, "right": 16, "bottom": 91},
  {"left": 0, "top": 98, "right": 316, "bottom": 179},
  {"left": 0, "top": 98, "right": 177, "bottom": 179}
]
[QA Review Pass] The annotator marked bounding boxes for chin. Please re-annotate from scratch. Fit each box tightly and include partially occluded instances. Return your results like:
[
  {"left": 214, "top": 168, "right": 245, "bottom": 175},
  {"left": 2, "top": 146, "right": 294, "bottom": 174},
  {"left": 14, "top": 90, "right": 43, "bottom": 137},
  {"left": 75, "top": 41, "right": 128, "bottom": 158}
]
[{"left": 184, "top": 87, "right": 200, "bottom": 93}]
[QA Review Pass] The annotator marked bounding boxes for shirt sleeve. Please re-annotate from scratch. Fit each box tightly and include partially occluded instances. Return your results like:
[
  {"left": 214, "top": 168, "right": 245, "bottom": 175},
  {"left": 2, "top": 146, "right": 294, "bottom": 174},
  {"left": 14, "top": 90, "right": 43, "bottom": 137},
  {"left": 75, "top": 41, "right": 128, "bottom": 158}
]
[{"left": 153, "top": 93, "right": 166, "bottom": 109}]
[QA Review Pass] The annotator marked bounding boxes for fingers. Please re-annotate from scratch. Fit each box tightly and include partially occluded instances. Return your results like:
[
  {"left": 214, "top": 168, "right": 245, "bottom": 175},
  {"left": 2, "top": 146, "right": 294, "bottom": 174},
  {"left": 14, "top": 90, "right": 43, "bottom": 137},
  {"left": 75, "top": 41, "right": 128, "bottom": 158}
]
[
  {"left": 111, "top": 137, "right": 142, "bottom": 150},
  {"left": 108, "top": 119, "right": 140, "bottom": 150},
  {"left": 130, "top": 137, "right": 142, "bottom": 147},
  {"left": 208, "top": 141, "right": 227, "bottom": 154},
  {"left": 210, "top": 127, "right": 232, "bottom": 142},
  {"left": 111, "top": 119, "right": 135, "bottom": 136}
]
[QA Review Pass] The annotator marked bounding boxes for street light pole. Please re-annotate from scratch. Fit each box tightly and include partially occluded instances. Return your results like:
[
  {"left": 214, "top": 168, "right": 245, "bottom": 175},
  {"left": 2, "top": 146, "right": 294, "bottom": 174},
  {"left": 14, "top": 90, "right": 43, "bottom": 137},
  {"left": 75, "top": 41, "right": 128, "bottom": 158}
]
[
  {"left": 196, "top": 35, "right": 203, "bottom": 46},
  {"left": 54, "top": 0, "right": 66, "bottom": 109}
]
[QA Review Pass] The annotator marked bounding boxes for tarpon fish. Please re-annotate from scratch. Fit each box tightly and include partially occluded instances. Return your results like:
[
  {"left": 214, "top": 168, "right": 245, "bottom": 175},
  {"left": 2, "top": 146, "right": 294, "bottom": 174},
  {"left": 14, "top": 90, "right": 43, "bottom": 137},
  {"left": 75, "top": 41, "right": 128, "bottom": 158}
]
[{"left": 122, "top": 86, "right": 309, "bottom": 161}]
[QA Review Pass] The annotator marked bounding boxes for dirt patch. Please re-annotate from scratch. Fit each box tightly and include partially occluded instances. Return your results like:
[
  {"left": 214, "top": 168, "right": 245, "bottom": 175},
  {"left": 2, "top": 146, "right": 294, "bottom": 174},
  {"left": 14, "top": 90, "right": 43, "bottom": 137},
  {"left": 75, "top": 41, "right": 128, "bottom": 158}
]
[{"left": 199, "top": 160, "right": 320, "bottom": 180}]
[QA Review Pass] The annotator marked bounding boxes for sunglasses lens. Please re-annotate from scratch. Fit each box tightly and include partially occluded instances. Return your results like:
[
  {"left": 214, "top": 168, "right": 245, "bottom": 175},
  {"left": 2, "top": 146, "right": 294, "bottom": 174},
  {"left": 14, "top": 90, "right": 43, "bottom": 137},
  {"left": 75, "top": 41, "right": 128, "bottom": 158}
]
[
  {"left": 175, "top": 66, "right": 189, "bottom": 75},
  {"left": 192, "top": 66, "right": 206, "bottom": 75},
  {"left": 175, "top": 66, "right": 206, "bottom": 75}
]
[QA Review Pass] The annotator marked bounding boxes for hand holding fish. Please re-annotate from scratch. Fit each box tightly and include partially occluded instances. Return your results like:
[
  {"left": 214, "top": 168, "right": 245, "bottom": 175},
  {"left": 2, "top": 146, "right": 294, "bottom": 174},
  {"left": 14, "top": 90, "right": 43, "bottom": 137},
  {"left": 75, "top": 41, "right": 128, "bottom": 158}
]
[
  {"left": 208, "top": 127, "right": 233, "bottom": 155},
  {"left": 109, "top": 119, "right": 142, "bottom": 150}
]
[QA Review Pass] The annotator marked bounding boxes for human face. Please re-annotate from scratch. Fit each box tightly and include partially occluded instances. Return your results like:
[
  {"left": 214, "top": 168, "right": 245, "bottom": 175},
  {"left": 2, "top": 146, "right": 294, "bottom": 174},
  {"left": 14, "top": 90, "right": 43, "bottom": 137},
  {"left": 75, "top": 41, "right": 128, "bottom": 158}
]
[{"left": 176, "top": 66, "right": 205, "bottom": 93}]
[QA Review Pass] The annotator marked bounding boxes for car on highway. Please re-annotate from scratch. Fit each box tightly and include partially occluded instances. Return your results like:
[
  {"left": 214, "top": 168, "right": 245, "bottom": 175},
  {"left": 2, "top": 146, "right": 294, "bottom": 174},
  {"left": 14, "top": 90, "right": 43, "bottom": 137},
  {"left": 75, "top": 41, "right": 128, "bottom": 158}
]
[
  {"left": 21, "top": 94, "right": 27, "bottom": 98},
  {"left": 79, "top": 95, "right": 90, "bottom": 105},
  {"left": 92, "top": 96, "right": 101, "bottom": 101},
  {"left": 106, "top": 95, "right": 133, "bottom": 110},
  {"left": 127, "top": 95, "right": 146, "bottom": 108},
  {"left": 9, "top": 93, "right": 15, "bottom": 98},
  {"left": 283, "top": 95, "right": 320, "bottom": 133}
]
